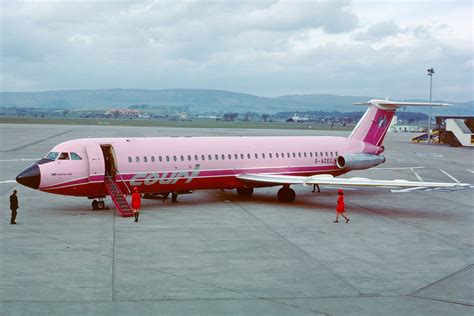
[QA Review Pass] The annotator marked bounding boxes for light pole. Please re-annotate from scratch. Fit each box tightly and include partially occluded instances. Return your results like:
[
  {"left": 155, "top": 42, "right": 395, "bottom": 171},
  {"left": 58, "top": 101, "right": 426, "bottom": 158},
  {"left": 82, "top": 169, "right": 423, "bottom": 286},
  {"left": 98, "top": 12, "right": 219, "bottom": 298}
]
[{"left": 427, "top": 67, "right": 435, "bottom": 143}]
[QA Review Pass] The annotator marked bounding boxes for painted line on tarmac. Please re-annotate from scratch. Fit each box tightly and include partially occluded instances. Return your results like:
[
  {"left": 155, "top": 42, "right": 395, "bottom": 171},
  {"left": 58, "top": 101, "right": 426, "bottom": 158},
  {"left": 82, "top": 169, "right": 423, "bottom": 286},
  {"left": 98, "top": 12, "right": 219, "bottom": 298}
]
[
  {"left": 374, "top": 166, "right": 425, "bottom": 170},
  {"left": 410, "top": 168, "right": 424, "bottom": 182},
  {"left": 0, "top": 180, "right": 16, "bottom": 184},
  {"left": 1, "top": 130, "right": 71, "bottom": 152},
  {"left": 467, "top": 169, "right": 474, "bottom": 174},
  {"left": 439, "top": 169, "right": 460, "bottom": 183},
  {"left": 0, "top": 158, "right": 39, "bottom": 162}
]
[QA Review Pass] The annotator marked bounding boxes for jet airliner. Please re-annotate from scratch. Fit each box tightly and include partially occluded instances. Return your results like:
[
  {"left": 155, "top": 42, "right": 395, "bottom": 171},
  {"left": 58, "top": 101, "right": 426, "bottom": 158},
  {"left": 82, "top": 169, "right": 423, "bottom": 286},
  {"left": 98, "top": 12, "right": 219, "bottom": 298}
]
[{"left": 15, "top": 99, "right": 470, "bottom": 212}]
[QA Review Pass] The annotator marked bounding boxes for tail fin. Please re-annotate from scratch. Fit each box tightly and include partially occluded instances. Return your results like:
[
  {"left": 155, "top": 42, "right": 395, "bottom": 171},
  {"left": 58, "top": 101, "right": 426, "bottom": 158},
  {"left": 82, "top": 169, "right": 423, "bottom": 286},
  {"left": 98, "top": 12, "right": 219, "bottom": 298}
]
[{"left": 349, "top": 99, "right": 450, "bottom": 147}]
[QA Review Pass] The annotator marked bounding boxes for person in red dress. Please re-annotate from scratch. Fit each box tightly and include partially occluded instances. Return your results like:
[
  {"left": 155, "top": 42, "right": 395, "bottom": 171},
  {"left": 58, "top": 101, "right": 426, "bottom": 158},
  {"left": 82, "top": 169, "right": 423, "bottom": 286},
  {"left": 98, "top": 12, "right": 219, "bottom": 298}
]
[
  {"left": 334, "top": 189, "right": 350, "bottom": 223},
  {"left": 131, "top": 187, "right": 141, "bottom": 222}
]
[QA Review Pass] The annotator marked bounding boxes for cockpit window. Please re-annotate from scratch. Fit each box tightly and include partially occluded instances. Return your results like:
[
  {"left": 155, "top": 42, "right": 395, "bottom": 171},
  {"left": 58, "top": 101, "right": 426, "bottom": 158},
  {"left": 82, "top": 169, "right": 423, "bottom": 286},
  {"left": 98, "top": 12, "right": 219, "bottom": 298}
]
[
  {"left": 70, "top": 152, "right": 82, "bottom": 160},
  {"left": 45, "top": 152, "right": 59, "bottom": 160},
  {"left": 58, "top": 152, "right": 70, "bottom": 160}
]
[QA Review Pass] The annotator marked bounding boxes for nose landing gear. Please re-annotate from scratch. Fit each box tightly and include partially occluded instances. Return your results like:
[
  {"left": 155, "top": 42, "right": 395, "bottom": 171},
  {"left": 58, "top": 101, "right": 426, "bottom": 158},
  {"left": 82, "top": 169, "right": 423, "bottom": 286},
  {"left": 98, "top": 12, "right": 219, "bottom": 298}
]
[{"left": 92, "top": 199, "right": 106, "bottom": 210}]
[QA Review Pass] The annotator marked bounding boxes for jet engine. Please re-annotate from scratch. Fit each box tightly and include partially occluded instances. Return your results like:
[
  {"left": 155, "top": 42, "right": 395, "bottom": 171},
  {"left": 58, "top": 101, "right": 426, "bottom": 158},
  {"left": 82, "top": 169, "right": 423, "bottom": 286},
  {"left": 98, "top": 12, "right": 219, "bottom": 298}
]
[{"left": 336, "top": 153, "right": 385, "bottom": 171}]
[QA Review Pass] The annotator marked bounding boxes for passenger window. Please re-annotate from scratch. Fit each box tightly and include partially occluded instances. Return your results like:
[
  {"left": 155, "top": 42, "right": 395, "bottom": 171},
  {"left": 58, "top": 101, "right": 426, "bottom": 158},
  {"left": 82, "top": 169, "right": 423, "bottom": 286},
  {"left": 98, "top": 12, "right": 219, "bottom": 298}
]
[
  {"left": 247, "top": 153, "right": 251, "bottom": 159},
  {"left": 325, "top": 152, "right": 328, "bottom": 157},
  {"left": 194, "top": 155, "right": 198, "bottom": 161},
  {"left": 269, "top": 153, "right": 272, "bottom": 158},
  {"left": 276, "top": 153, "right": 279, "bottom": 158},
  {"left": 136, "top": 156, "right": 140, "bottom": 163},
  {"left": 201, "top": 154, "right": 205, "bottom": 160},
  {"left": 309, "top": 152, "right": 313, "bottom": 157},
  {"left": 144, "top": 156, "right": 148, "bottom": 163},
  {"left": 298, "top": 152, "right": 301, "bottom": 158},
  {"left": 330, "top": 152, "right": 333, "bottom": 156},
  {"left": 228, "top": 154, "right": 232, "bottom": 160},
  {"left": 335, "top": 151, "right": 338, "bottom": 156},
  {"left": 151, "top": 156, "right": 155, "bottom": 162},
  {"left": 262, "top": 153, "right": 266, "bottom": 159},
  {"left": 180, "top": 155, "right": 184, "bottom": 161},
  {"left": 320, "top": 152, "right": 323, "bottom": 157},
  {"left": 292, "top": 153, "right": 296, "bottom": 158},
  {"left": 187, "top": 155, "right": 192, "bottom": 161},
  {"left": 255, "top": 153, "right": 258, "bottom": 159},
  {"left": 287, "top": 153, "right": 290, "bottom": 158},
  {"left": 173, "top": 156, "right": 177, "bottom": 161},
  {"left": 241, "top": 154, "right": 244, "bottom": 159},
  {"left": 221, "top": 154, "right": 225, "bottom": 160},
  {"left": 70, "top": 152, "right": 82, "bottom": 160},
  {"left": 159, "top": 156, "right": 163, "bottom": 162},
  {"left": 166, "top": 156, "right": 170, "bottom": 162},
  {"left": 315, "top": 152, "right": 318, "bottom": 157},
  {"left": 304, "top": 152, "right": 307, "bottom": 158},
  {"left": 234, "top": 154, "right": 238, "bottom": 160},
  {"left": 208, "top": 154, "right": 212, "bottom": 160},
  {"left": 215, "top": 154, "right": 219, "bottom": 160}
]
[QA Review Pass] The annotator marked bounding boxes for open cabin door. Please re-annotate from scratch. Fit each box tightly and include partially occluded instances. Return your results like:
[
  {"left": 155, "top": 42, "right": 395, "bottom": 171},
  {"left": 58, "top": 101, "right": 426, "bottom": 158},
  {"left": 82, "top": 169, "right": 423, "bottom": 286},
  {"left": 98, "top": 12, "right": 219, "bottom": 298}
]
[
  {"left": 100, "top": 144, "right": 118, "bottom": 179},
  {"left": 85, "top": 143, "right": 105, "bottom": 182}
]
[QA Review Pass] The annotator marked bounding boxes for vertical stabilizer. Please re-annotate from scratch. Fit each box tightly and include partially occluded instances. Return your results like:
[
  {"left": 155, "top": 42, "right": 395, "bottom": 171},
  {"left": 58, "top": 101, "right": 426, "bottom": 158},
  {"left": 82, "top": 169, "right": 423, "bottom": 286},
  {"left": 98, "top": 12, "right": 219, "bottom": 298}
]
[{"left": 349, "top": 106, "right": 395, "bottom": 146}]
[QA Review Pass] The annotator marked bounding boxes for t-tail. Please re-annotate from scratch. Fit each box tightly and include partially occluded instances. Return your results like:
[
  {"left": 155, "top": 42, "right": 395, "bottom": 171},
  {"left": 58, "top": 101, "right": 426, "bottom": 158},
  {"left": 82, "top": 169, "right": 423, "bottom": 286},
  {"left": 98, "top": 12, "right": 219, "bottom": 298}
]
[{"left": 348, "top": 99, "right": 451, "bottom": 147}]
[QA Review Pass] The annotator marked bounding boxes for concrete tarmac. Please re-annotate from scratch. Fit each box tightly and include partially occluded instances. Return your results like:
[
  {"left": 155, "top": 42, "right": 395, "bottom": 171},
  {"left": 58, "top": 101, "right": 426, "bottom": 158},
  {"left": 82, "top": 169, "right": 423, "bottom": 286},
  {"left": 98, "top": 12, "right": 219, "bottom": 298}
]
[{"left": 0, "top": 123, "right": 473, "bottom": 315}]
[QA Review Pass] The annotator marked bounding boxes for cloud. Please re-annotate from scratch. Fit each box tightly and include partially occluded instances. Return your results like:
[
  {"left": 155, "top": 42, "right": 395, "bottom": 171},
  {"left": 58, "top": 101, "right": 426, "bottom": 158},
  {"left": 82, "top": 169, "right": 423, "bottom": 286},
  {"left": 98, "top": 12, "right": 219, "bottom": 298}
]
[
  {"left": 354, "top": 21, "right": 402, "bottom": 41},
  {"left": 0, "top": 0, "right": 472, "bottom": 101}
]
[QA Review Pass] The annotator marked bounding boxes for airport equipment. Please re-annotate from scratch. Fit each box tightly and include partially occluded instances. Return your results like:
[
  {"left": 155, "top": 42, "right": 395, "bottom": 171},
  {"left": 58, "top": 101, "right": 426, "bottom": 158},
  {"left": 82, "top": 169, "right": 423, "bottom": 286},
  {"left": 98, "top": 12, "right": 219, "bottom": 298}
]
[{"left": 412, "top": 116, "right": 474, "bottom": 147}]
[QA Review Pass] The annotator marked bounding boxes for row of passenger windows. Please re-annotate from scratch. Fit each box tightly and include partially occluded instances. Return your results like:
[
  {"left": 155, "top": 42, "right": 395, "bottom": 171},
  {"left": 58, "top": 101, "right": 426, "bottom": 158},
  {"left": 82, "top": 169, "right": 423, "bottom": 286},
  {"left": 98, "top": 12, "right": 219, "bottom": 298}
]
[{"left": 128, "top": 151, "right": 338, "bottom": 163}]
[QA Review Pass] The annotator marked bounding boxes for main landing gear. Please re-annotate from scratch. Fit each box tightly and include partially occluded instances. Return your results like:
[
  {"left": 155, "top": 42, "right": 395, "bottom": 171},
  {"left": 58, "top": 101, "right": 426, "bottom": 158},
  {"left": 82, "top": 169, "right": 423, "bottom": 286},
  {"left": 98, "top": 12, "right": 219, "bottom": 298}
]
[
  {"left": 277, "top": 186, "right": 296, "bottom": 203},
  {"left": 91, "top": 199, "right": 106, "bottom": 210},
  {"left": 236, "top": 187, "right": 254, "bottom": 197},
  {"left": 236, "top": 185, "right": 296, "bottom": 202}
]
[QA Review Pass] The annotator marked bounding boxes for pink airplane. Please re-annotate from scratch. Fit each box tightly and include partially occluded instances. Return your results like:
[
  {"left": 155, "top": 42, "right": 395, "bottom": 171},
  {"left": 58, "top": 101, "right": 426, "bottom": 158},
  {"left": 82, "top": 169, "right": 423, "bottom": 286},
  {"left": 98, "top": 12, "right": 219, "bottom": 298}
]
[{"left": 16, "top": 99, "right": 470, "bottom": 215}]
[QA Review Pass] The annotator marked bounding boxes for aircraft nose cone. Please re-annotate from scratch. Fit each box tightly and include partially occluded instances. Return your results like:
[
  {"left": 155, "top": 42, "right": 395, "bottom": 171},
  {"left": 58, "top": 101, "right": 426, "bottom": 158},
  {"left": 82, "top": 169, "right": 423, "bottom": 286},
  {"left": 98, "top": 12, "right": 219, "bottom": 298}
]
[{"left": 16, "top": 164, "right": 41, "bottom": 189}]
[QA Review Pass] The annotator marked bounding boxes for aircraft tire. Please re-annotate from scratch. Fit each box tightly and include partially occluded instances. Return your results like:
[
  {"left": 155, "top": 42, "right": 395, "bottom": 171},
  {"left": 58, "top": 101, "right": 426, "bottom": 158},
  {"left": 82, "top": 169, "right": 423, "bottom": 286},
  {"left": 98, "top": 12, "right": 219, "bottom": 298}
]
[
  {"left": 237, "top": 187, "right": 254, "bottom": 197},
  {"left": 92, "top": 200, "right": 98, "bottom": 210},
  {"left": 277, "top": 187, "right": 296, "bottom": 202},
  {"left": 96, "top": 200, "right": 105, "bottom": 210}
]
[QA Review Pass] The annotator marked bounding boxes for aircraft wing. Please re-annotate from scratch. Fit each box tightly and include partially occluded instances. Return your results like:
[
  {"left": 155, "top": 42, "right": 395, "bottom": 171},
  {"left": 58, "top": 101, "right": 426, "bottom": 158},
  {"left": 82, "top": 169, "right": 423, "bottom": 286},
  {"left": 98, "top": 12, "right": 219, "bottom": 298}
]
[{"left": 237, "top": 173, "right": 470, "bottom": 189}]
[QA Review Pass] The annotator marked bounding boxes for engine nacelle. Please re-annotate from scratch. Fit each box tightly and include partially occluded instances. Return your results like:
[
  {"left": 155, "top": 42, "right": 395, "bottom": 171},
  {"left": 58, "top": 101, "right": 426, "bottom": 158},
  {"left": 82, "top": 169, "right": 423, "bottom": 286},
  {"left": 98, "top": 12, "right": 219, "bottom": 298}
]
[{"left": 336, "top": 153, "right": 385, "bottom": 171}]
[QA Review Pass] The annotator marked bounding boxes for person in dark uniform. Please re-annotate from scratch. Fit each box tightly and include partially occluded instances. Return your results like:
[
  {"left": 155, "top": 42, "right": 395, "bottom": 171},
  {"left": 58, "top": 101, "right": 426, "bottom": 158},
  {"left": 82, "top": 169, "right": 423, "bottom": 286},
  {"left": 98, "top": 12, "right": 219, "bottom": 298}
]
[{"left": 10, "top": 190, "right": 18, "bottom": 224}]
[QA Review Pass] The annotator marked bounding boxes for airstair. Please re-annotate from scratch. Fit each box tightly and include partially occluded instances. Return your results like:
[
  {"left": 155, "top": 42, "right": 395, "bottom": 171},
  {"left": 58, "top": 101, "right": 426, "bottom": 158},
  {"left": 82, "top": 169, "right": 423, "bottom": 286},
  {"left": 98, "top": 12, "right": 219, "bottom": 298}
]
[
  {"left": 104, "top": 175, "right": 134, "bottom": 217},
  {"left": 446, "top": 119, "right": 474, "bottom": 147}
]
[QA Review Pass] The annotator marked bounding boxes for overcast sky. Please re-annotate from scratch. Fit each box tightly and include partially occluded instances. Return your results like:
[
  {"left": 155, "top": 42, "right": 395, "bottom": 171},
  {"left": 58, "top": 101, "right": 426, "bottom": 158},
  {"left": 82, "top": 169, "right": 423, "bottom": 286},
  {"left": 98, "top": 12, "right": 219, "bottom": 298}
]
[{"left": 1, "top": 0, "right": 472, "bottom": 101}]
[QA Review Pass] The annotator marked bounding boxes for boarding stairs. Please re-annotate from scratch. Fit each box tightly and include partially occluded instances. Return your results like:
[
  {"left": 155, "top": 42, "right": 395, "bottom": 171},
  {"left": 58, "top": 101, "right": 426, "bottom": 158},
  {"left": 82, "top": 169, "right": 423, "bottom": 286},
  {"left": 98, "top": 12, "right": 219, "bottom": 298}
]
[{"left": 104, "top": 175, "right": 134, "bottom": 217}]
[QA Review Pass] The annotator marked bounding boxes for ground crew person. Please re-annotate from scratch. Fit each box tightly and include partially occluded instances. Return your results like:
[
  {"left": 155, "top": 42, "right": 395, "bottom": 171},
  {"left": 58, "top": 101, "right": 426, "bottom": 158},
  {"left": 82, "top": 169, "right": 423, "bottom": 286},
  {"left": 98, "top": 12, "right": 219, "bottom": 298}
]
[
  {"left": 334, "top": 189, "right": 350, "bottom": 223},
  {"left": 131, "top": 187, "right": 141, "bottom": 222},
  {"left": 10, "top": 190, "right": 18, "bottom": 224}
]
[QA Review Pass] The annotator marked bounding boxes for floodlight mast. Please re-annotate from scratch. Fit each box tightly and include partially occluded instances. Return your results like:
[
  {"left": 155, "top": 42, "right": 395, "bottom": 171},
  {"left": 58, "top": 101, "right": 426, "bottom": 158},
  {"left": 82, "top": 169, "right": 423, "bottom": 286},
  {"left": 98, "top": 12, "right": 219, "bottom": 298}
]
[{"left": 427, "top": 67, "right": 435, "bottom": 143}]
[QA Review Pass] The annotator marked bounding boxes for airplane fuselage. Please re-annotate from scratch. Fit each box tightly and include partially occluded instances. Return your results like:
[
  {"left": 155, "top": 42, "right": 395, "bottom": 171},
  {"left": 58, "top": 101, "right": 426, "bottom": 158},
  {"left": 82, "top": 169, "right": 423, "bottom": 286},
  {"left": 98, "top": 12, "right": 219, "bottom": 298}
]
[{"left": 24, "top": 135, "right": 379, "bottom": 198}]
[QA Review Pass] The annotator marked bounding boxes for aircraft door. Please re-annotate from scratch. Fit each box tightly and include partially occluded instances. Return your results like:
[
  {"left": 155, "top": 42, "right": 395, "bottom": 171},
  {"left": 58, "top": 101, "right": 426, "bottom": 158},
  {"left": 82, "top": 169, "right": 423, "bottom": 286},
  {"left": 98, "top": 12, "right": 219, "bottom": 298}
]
[{"left": 85, "top": 143, "right": 105, "bottom": 181}]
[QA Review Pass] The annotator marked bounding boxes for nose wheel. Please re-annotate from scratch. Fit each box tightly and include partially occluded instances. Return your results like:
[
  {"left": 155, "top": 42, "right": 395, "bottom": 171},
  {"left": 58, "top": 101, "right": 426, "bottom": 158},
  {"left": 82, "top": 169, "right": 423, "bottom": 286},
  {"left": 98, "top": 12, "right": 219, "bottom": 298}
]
[{"left": 92, "top": 199, "right": 106, "bottom": 210}]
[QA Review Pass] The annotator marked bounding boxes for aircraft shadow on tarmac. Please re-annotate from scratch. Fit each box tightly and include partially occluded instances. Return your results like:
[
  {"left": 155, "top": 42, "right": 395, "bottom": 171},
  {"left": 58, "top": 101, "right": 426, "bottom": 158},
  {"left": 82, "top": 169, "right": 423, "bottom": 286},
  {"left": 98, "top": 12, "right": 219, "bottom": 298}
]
[{"left": 53, "top": 188, "right": 457, "bottom": 220}]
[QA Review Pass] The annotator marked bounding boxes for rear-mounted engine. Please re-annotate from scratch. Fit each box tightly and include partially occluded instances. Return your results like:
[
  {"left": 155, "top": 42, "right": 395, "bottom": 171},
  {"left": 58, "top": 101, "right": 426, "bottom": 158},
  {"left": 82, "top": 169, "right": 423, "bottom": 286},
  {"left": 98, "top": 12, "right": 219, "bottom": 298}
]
[{"left": 336, "top": 153, "right": 385, "bottom": 171}]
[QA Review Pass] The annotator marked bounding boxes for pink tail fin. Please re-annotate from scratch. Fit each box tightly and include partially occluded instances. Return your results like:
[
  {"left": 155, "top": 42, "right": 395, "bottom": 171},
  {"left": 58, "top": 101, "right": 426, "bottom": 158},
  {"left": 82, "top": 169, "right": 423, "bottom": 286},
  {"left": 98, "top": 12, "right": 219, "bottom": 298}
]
[{"left": 349, "top": 106, "right": 395, "bottom": 147}]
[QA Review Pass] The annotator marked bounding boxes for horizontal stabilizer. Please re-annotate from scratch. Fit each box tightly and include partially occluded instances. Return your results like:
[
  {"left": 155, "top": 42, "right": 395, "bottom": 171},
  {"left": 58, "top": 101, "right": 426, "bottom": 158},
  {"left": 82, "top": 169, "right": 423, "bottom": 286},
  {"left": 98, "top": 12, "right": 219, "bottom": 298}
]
[{"left": 353, "top": 99, "right": 451, "bottom": 110}]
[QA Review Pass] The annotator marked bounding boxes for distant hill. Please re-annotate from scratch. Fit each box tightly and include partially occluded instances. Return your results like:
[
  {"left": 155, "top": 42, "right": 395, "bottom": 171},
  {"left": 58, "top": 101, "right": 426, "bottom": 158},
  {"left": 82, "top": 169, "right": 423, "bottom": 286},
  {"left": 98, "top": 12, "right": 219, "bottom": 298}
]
[{"left": 0, "top": 89, "right": 472, "bottom": 116}]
